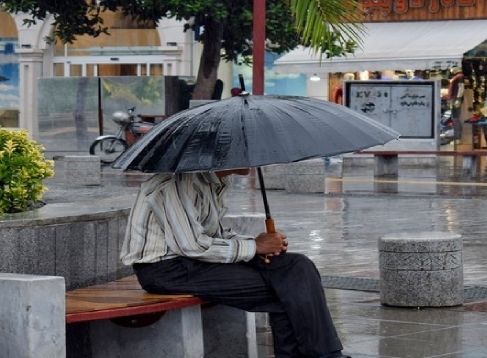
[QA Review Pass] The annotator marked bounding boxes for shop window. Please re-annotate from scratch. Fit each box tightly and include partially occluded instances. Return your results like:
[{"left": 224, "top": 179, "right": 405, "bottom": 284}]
[
  {"left": 233, "top": 52, "right": 306, "bottom": 96},
  {"left": 0, "top": 10, "right": 19, "bottom": 127},
  {"left": 54, "top": 63, "right": 64, "bottom": 77},
  {"left": 70, "top": 64, "right": 83, "bottom": 77},
  {"left": 86, "top": 64, "right": 97, "bottom": 77},
  {"left": 142, "top": 64, "right": 163, "bottom": 76},
  {"left": 54, "top": 9, "right": 161, "bottom": 78}
]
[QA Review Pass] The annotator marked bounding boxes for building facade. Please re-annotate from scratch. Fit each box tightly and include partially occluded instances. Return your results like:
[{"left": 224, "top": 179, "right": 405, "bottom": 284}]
[
  {"left": 275, "top": 1, "right": 487, "bottom": 149},
  {"left": 0, "top": 9, "right": 233, "bottom": 146}
]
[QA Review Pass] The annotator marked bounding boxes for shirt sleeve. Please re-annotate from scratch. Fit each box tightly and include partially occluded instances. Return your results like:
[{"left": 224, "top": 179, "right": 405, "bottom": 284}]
[
  {"left": 147, "top": 180, "right": 256, "bottom": 263},
  {"left": 222, "top": 227, "right": 255, "bottom": 241}
]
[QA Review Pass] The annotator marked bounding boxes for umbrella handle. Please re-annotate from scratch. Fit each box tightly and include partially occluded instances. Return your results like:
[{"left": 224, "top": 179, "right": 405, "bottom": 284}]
[
  {"left": 259, "top": 218, "right": 276, "bottom": 264},
  {"left": 265, "top": 218, "right": 275, "bottom": 233}
]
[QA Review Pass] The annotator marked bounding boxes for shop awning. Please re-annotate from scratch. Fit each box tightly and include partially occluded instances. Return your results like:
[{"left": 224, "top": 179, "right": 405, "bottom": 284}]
[{"left": 274, "top": 20, "right": 487, "bottom": 74}]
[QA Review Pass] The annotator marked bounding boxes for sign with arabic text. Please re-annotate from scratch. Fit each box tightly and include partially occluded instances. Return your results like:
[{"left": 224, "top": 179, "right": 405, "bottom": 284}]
[{"left": 345, "top": 80, "right": 437, "bottom": 138}]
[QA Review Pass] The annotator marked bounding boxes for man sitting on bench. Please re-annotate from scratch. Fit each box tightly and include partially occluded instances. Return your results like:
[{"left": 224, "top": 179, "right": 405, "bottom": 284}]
[{"left": 121, "top": 169, "right": 351, "bottom": 358}]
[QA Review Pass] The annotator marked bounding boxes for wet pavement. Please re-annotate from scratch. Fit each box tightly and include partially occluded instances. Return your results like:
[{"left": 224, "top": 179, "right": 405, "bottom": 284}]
[{"left": 43, "top": 157, "right": 487, "bottom": 358}]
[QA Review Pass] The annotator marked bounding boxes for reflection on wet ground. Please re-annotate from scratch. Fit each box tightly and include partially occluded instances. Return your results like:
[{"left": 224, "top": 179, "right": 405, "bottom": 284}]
[
  {"left": 67, "top": 160, "right": 487, "bottom": 358},
  {"left": 225, "top": 158, "right": 487, "bottom": 358},
  {"left": 327, "top": 157, "right": 487, "bottom": 197}
]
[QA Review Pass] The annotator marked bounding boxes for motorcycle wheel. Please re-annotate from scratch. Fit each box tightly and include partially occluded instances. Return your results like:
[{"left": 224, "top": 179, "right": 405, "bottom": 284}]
[{"left": 89, "top": 138, "right": 128, "bottom": 164}]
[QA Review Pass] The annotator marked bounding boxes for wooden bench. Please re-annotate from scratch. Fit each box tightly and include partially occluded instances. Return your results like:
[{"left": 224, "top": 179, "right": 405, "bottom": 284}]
[
  {"left": 66, "top": 275, "right": 207, "bottom": 357},
  {"left": 65, "top": 275, "right": 205, "bottom": 324},
  {"left": 354, "top": 150, "right": 487, "bottom": 177},
  {"left": 65, "top": 275, "right": 260, "bottom": 358}
]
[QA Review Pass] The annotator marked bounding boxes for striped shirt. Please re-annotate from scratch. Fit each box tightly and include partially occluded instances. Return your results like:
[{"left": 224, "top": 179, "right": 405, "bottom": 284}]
[{"left": 120, "top": 172, "right": 257, "bottom": 265}]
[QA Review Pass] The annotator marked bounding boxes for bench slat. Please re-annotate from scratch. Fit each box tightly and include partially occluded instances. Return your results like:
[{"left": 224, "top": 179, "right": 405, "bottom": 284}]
[
  {"left": 66, "top": 275, "right": 204, "bottom": 324},
  {"left": 66, "top": 297, "right": 205, "bottom": 323}
]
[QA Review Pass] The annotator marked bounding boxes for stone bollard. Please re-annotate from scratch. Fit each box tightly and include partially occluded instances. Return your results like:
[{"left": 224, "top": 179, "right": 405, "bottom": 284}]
[
  {"left": 0, "top": 274, "right": 66, "bottom": 358},
  {"left": 285, "top": 159, "right": 325, "bottom": 193},
  {"left": 54, "top": 155, "right": 101, "bottom": 185},
  {"left": 379, "top": 232, "right": 463, "bottom": 307},
  {"left": 256, "top": 164, "right": 287, "bottom": 190}
]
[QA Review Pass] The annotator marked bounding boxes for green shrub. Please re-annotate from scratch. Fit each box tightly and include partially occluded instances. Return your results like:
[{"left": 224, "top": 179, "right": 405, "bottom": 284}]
[{"left": 0, "top": 128, "right": 54, "bottom": 214}]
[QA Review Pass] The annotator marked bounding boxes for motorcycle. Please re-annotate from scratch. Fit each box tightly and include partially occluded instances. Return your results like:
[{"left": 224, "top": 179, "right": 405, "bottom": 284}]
[
  {"left": 439, "top": 110, "right": 455, "bottom": 145},
  {"left": 89, "top": 107, "right": 155, "bottom": 164}
]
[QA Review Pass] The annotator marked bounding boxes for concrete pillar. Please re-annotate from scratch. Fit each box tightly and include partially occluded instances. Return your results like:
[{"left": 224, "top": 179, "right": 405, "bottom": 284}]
[
  {"left": 16, "top": 48, "right": 44, "bottom": 138},
  {"left": 0, "top": 273, "right": 66, "bottom": 358}
]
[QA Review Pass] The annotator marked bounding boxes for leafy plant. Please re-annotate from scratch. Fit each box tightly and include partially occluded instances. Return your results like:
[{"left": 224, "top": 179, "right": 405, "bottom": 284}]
[{"left": 0, "top": 128, "right": 54, "bottom": 214}]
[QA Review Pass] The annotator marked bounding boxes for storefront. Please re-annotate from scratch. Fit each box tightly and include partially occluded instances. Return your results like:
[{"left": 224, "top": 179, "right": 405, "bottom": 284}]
[
  {"left": 274, "top": 1, "right": 487, "bottom": 150},
  {"left": 274, "top": 20, "right": 487, "bottom": 75}
]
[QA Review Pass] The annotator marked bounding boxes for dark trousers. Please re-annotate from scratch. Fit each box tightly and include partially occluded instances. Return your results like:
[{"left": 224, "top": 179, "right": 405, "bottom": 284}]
[{"left": 134, "top": 253, "right": 343, "bottom": 358}]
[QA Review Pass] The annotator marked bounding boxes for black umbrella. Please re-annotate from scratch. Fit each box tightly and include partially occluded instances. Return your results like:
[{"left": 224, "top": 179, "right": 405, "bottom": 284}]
[{"left": 113, "top": 93, "right": 399, "bottom": 233}]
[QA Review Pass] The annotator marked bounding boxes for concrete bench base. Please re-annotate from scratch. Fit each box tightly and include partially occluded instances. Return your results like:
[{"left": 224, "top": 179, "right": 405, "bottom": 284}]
[
  {"left": 379, "top": 232, "right": 463, "bottom": 307},
  {"left": 53, "top": 155, "right": 101, "bottom": 185},
  {"left": 89, "top": 305, "right": 204, "bottom": 358},
  {"left": 0, "top": 274, "right": 66, "bottom": 358},
  {"left": 87, "top": 304, "right": 258, "bottom": 358},
  {"left": 203, "top": 306, "right": 258, "bottom": 358}
]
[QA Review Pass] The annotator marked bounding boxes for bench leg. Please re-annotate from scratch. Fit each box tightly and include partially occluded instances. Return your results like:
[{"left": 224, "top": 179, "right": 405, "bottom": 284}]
[
  {"left": 0, "top": 274, "right": 66, "bottom": 358},
  {"left": 89, "top": 305, "right": 204, "bottom": 358},
  {"left": 374, "top": 155, "right": 399, "bottom": 177},
  {"left": 202, "top": 305, "right": 258, "bottom": 358},
  {"left": 462, "top": 155, "right": 477, "bottom": 177}
]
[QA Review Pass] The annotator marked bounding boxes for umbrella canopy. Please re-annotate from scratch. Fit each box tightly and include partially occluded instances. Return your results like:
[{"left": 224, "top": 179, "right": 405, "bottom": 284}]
[{"left": 112, "top": 94, "right": 399, "bottom": 173}]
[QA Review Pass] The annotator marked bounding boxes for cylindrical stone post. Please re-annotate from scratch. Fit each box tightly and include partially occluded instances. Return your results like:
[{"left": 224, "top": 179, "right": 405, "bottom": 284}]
[{"left": 379, "top": 232, "right": 463, "bottom": 307}]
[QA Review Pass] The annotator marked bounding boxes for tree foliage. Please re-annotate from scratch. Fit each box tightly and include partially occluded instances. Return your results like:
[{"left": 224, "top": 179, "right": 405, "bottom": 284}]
[{"left": 1, "top": 0, "right": 364, "bottom": 98}]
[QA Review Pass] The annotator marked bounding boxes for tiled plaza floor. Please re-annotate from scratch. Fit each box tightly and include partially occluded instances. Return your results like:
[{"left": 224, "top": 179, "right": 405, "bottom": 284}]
[{"left": 44, "top": 158, "right": 487, "bottom": 358}]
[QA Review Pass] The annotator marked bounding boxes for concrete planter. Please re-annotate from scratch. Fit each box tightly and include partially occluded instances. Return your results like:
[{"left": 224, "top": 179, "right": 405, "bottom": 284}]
[{"left": 0, "top": 202, "right": 132, "bottom": 290}]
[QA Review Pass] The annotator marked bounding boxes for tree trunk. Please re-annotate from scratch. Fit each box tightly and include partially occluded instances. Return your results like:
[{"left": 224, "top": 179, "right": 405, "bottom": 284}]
[{"left": 191, "top": 19, "right": 223, "bottom": 100}]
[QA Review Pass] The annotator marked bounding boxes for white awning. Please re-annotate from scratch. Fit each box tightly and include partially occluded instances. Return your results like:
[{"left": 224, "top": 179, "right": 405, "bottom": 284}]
[{"left": 274, "top": 20, "right": 487, "bottom": 74}]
